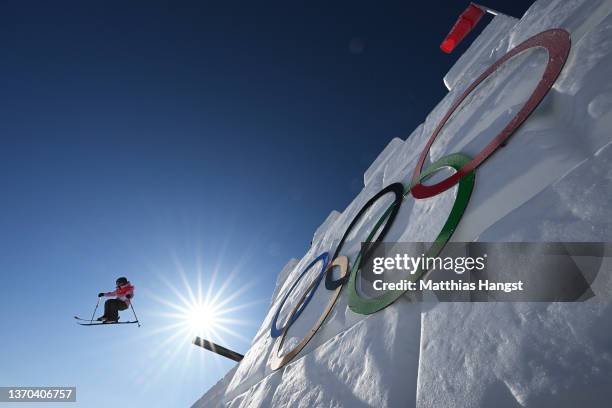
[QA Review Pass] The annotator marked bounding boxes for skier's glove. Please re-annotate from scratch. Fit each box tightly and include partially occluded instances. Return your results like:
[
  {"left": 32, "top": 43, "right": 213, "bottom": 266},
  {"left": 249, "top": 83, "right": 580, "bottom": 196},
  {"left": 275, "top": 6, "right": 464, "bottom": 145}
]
[
  {"left": 126, "top": 294, "right": 133, "bottom": 299},
  {"left": 98, "top": 292, "right": 105, "bottom": 297}
]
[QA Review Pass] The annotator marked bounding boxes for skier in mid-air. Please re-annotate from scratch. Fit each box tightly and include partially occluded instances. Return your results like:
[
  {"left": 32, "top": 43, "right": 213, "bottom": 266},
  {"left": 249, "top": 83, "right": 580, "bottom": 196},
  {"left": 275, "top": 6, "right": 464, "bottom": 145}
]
[{"left": 97, "top": 277, "right": 134, "bottom": 322}]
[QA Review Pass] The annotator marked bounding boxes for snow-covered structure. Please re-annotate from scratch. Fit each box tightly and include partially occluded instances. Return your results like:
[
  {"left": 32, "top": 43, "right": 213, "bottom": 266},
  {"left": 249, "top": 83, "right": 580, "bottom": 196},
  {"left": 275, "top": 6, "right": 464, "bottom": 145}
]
[{"left": 193, "top": 0, "right": 612, "bottom": 406}]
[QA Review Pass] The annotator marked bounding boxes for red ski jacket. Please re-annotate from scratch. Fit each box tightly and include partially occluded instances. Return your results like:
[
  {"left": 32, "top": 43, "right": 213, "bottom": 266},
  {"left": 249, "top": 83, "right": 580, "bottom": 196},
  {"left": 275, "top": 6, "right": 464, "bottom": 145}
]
[{"left": 105, "top": 283, "right": 135, "bottom": 305}]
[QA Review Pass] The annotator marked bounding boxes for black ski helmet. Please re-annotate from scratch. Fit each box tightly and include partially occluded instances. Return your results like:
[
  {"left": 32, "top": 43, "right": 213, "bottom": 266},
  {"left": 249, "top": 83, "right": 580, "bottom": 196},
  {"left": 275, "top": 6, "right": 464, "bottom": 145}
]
[{"left": 116, "top": 277, "right": 129, "bottom": 286}]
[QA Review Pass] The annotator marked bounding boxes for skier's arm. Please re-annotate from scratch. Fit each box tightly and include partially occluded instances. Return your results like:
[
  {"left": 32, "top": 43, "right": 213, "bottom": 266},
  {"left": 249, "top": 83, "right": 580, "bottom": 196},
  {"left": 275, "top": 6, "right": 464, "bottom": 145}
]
[
  {"left": 100, "top": 285, "right": 133, "bottom": 298},
  {"left": 117, "top": 285, "right": 134, "bottom": 298}
]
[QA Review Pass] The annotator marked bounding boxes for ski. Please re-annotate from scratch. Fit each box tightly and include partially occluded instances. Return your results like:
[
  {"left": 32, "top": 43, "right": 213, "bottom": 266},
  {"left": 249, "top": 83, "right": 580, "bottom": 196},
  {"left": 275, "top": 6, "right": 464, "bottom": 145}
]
[
  {"left": 75, "top": 316, "right": 138, "bottom": 325},
  {"left": 77, "top": 321, "right": 139, "bottom": 326}
]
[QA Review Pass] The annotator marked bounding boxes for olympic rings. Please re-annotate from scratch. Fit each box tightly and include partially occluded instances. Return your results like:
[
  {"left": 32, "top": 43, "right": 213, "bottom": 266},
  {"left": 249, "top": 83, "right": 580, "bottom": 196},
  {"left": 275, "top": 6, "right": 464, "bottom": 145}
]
[
  {"left": 266, "top": 28, "right": 571, "bottom": 369},
  {"left": 270, "top": 256, "right": 349, "bottom": 370},
  {"left": 347, "top": 153, "right": 475, "bottom": 315},
  {"left": 410, "top": 29, "right": 570, "bottom": 199},
  {"left": 325, "top": 183, "right": 404, "bottom": 290},
  {"left": 270, "top": 252, "right": 329, "bottom": 338}
]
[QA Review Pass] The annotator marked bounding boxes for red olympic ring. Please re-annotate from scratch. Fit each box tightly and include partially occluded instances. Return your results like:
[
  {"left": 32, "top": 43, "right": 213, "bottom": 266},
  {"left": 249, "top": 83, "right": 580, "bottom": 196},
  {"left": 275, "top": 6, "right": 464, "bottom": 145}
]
[{"left": 410, "top": 29, "right": 570, "bottom": 199}]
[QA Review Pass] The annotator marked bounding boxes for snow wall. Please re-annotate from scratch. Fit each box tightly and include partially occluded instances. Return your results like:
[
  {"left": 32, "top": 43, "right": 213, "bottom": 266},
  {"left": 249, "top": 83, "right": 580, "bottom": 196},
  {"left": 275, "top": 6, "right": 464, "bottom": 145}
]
[{"left": 193, "top": 0, "right": 612, "bottom": 406}]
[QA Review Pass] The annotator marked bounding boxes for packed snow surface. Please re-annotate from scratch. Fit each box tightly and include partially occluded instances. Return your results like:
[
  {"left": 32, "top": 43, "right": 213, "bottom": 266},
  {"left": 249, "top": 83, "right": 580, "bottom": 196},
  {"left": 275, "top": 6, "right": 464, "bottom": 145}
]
[{"left": 193, "top": 1, "right": 612, "bottom": 406}]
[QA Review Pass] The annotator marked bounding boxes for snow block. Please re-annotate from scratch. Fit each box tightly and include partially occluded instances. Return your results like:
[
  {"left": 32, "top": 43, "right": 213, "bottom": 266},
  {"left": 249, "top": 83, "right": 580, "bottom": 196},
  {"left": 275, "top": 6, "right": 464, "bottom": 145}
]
[
  {"left": 508, "top": 0, "right": 612, "bottom": 50},
  {"left": 311, "top": 210, "right": 341, "bottom": 248},
  {"left": 362, "top": 137, "right": 404, "bottom": 187}
]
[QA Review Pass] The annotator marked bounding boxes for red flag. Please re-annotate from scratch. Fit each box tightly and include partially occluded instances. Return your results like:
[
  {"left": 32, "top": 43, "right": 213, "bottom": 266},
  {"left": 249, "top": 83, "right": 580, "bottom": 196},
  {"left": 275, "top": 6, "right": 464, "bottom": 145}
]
[{"left": 440, "top": 3, "right": 486, "bottom": 53}]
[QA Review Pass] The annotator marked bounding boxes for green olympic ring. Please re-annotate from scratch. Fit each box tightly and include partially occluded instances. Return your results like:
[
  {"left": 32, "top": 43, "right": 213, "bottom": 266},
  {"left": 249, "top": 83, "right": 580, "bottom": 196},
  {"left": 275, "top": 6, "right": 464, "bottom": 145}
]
[{"left": 347, "top": 153, "right": 475, "bottom": 315}]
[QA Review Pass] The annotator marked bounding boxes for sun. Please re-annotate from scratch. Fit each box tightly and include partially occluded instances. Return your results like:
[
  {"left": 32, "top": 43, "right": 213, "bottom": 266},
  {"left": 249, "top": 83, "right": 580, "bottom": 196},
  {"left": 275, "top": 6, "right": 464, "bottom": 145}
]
[
  {"left": 186, "top": 303, "right": 219, "bottom": 333},
  {"left": 140, "top": 248, "right": 270, "bottom": 384},
  {"left": 148, "top": 257, "right": 262, "bottom": 351}
]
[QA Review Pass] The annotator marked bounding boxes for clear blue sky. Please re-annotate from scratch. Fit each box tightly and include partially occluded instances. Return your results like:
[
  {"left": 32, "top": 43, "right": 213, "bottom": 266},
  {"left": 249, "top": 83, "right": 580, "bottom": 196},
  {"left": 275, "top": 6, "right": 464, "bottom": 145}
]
[{"left": 0, "top": 1, "right": 534, "bottom": 406}]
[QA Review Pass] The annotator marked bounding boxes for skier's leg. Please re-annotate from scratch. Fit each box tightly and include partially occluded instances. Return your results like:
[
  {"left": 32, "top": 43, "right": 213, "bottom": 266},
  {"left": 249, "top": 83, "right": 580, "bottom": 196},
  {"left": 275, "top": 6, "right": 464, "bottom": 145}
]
[
  {"left": 105, "top": 299, "right": 121, "bottom": 321},
  {"left": 97, "top": 299, "right": 128, "bottom": 321},
  {"left": 108, "top": 299, "right": 128, "bottom": 321},
  {"left": 116, "top": 301, "right": 128, "bottom": 319},
  {"left": 97, "top": 299, "right": 113, "bottom": 321},
  {"left": 100, "top": 299, "right": 111, "bottom": 319}
]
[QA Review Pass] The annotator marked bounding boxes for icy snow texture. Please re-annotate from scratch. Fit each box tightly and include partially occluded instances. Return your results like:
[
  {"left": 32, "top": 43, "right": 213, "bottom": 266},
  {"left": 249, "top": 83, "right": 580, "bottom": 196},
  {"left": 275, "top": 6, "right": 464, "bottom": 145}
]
[
  {"left": 194, "top": 1, "right": 612, "bottom": 406},
  {"left": 443, "top": 14, "right": 518, "bottom": 92}
]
